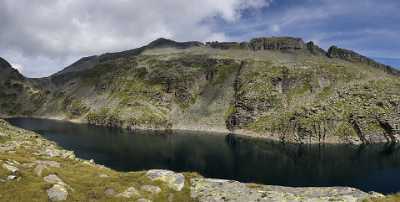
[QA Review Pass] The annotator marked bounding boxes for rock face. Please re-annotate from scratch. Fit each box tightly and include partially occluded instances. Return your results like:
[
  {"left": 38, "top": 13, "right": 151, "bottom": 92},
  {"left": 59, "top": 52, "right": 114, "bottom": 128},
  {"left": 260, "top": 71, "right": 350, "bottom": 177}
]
[
  {"left": 249, "top": 37, "right": 305, "bottom": 51},
  {"left": 306, "top": 41, "right": 327, "bottom": 56},
  {"left": 327, "top": 46, "right": 400, "bottom": 76},
  {"left": 191, "top": 178, "right": 381, "bottom": 202},
  {"left": 206, "top": 41, "right": 247, "bottom": 50}
]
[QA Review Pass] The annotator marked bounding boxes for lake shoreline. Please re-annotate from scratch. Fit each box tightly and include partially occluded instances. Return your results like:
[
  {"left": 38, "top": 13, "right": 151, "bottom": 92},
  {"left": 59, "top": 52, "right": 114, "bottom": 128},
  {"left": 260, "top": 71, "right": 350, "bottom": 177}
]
[{"left": 1, "top": 115, "right": 392, "bottom": 145}]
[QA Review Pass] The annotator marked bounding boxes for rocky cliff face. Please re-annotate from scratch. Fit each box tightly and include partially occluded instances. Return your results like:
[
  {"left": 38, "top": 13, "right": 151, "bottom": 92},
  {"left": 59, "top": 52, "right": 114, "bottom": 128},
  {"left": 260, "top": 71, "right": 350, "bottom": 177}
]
[
  {"left": 249, "top": 37, "right": 305, "bottom": 51},
  {"left": 327, "top": 46, "right": 400, "bottom": 76},
  {"left": 1, "top": 36, "right": 399, "bottom": 144}
]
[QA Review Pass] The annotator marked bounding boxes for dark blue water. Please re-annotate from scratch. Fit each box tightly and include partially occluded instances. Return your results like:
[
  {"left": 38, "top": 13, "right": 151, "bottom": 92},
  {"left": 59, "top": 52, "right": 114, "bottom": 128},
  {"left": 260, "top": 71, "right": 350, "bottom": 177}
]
[{"left": 6, "top": 118, "right": 400, "bottom": 194}]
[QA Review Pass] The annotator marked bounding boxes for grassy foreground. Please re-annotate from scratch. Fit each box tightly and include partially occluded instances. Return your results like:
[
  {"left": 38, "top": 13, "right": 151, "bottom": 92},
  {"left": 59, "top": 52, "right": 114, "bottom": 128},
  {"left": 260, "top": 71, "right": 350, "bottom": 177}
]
[{"left": 0, "top": 119, "right": 196, "bottom": 202}]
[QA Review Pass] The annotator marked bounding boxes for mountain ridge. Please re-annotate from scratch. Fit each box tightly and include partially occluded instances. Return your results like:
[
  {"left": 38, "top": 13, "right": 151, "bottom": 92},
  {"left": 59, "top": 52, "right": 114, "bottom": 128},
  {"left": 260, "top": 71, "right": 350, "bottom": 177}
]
[
  {"left": 51, "top": 36, "right": 400, "bottom": 78},
  {"left": 1, "top": 36, "right": 400, "bottom": 144}
]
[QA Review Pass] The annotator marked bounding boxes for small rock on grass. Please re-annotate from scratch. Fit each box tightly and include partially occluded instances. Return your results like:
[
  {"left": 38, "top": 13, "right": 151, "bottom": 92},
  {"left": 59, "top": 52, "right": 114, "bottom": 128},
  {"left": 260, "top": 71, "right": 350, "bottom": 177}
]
[
  {"left": 116, "top": 187, "right": 140, "bottom": 198},
  {"left": 141, "top": 185, "right": 161, "bottom": 194},
  {"left": 44, "top": 174, "right": 65, "bottom": 185},
  {"left": 34, "top": 164, "right": 48, "bottom": 177},
  {"left": 47, "top": 184, "right": 68, "bottom": 201},
  {"left": 7, "top": 175, "right": 17, "bottom": 180},
  {"left": 104, "top": 188, "right": 116, "bottom": 197},
  {"left": 137, "top": 198, "right": 152, "bottom": 202},
  {"left": 2, "top": 163, "right": 19, "bottom": 173}
]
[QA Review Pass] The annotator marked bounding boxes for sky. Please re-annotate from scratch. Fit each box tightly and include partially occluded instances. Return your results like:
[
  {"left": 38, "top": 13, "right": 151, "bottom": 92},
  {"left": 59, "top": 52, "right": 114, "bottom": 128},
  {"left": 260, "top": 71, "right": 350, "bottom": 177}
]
[{"left": 0, "top": 0, "right": 399, "bottom": 78}]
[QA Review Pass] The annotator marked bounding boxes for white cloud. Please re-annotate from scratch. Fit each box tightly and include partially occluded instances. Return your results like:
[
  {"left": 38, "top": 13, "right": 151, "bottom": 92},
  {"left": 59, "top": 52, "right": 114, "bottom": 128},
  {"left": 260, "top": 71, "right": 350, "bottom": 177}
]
[
  {"left": 0, "top": 0, "right": 270, "bottom": 77},
  {"left": 11, "top": 63, "right": 23, "bottom": 72}
]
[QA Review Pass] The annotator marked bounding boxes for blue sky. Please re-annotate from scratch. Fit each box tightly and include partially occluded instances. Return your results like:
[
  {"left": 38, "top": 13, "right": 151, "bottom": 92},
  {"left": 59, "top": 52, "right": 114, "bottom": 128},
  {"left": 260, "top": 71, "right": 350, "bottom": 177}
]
[{"left": 0, "top": 0, "right": 399, "bottom": 77}]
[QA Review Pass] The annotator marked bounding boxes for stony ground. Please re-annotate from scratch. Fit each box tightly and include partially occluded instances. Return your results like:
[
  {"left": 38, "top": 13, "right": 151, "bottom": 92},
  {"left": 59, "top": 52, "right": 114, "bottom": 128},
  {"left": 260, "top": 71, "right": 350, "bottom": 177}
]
[{"left": 0, "top": 119, "right": 395, "bottom": 201}]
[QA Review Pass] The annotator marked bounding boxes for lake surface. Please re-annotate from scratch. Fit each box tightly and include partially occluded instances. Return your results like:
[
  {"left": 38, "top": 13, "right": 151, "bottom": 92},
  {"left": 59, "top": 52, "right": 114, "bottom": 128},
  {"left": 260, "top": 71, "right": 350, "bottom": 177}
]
[{"left": 6, "top": 118, "right": 400, "bottom": 194}]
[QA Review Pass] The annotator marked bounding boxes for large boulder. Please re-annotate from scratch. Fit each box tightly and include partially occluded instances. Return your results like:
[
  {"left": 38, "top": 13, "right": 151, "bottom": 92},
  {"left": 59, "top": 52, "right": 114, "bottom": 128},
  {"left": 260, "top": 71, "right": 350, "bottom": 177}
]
[
  {"left": 191, "top": 178, "right": 382, "bottom": 202},
  {"left": 146, "top": 169, "right": 185, "bottom": 191},
  {"left": 47, "top": 184, "right": 68, "bottom": 201}
]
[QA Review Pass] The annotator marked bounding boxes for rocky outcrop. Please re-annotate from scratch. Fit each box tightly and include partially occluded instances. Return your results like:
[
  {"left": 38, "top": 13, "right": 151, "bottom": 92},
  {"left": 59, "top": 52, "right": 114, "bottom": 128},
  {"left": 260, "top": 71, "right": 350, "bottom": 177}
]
[
  {"left": 146, "top": 169, "right": 185, "bottom": 191},
  {"left": 190, "top": 178, "right": 383, "bottom": 202},
  {"left": 327, "top": 46, "right": 400, "bottom": 76},
  {"left": 206, "top": 41, "right": 247, "bottom": 50},
  {"left": 306, "top": 41, "right": 327, "bottom": 56},
  {"left": 249, "top": 37, "right": 305, "bottom": 51}
]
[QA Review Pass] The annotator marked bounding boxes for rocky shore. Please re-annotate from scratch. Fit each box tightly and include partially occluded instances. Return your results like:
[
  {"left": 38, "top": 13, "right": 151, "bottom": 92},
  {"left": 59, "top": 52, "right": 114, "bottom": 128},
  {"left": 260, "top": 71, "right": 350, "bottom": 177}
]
[{"left": 0, "top": 119, "right": 390, "bottom": 201}]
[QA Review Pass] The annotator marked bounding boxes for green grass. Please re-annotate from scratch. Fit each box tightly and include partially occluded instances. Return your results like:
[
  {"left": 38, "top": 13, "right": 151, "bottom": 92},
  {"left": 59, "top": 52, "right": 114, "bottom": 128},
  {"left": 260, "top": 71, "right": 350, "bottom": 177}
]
[
  {"left": 0, "top": 119, "right": 197, "bottom": 202},
  {"left": 365, "top": 194, "right": 400, "bottom": 202}
]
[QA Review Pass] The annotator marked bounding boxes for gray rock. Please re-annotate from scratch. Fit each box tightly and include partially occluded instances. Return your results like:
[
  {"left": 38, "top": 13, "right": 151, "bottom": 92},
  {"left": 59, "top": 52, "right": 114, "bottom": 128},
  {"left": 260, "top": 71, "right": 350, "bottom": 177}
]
[
  {"left": 2, "top": 163, "right": 19, "bottom": 173},
  {"left": 98, "top": 173, "right": 109, "bottom": 178},
  {"left": 141, "top": 185, "right": 161, "bottom": 194},
  {"left": 116, "top": 187, "right": 140, "bottom": 198},
  {"left": 146, "top": 169, "right": 185, "bottom": 191},
  {"left": 104, "top": 188, "right": 116, "bottom": 197},
  {"left": 7, "top": 175, "right": 17, "bottom": 180},
  {"left": 44, "top": 174, "right": 66, "bottom": 186},
  {"left": 137, "top": 198, "right": 152, "bottom": 202},
  {"left": 47, "top": 184, "right": 68, "bottom": 201},
  {"left": 191, "top": 178, "right": 378, "bottom": 202},
  {"left": 34, "top": 164, "right": 48, "bottom": 177},
  {"left": 35, "top": 160, "right": 61, "bottom": 168}
]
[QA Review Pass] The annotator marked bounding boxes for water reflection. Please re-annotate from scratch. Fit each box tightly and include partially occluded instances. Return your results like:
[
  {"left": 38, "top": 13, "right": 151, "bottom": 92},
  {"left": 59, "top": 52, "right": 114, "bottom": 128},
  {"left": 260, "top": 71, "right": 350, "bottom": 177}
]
[{"left": 6, "top": 118, "right": 400, "bottom": 194}]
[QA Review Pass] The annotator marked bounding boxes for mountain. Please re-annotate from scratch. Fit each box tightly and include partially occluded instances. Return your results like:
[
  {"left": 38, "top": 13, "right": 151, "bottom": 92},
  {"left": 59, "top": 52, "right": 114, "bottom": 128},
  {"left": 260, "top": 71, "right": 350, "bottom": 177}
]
[{"left": 1, "top": 36, "right": 400, "bottom": 144}]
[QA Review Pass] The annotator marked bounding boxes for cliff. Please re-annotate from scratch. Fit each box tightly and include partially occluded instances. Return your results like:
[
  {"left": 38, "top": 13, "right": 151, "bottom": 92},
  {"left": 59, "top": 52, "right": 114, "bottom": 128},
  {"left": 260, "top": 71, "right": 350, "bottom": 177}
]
[{"left": 327, "top": 46, "right": 400, "bottom": 76}]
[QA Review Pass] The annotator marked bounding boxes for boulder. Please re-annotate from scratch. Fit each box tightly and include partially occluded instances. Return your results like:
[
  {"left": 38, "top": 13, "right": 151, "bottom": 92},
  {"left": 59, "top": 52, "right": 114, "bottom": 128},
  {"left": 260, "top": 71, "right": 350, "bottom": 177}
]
[
  {"left": 7, "top": 175, "right": 17, "bottom": 180},
  {"left": 146, "top": 169, "right": 185, "bottom": 191},
  {"left": 191, "top": 178, "right": 380, "bottom": 202},
  {"left": 141, "top": 185, "right": 162, "bottom": 194},
  {"left": 44, "top": 174, "right": 65, "bottom": 185},
  {"left": 2, "top": 163, "right": 19, "bottom": 173},
  {"left": 116, "top": 187, "right": 140, "bottom": 198},
  {"left": 104, "top": 188, "right": 116, "bottom": 197},
  {"left": 34, "top": 164, "right": 48, "bottom": 177},
  {"left": 47, "top": 184, "right": 68, "bottom": 201}
]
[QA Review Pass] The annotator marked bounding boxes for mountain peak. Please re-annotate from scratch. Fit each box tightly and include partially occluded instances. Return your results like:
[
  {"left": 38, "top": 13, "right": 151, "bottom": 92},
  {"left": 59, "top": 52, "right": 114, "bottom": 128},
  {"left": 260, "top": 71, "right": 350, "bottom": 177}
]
[
  {"left": 0, "top": 57, "right": 12, "bottom": 69},
  {"left": 146, "top": 38, "right": 203, "bottom": 49},
  {"left": 0, "top": 57, "right": 24, "bottom": 80}
]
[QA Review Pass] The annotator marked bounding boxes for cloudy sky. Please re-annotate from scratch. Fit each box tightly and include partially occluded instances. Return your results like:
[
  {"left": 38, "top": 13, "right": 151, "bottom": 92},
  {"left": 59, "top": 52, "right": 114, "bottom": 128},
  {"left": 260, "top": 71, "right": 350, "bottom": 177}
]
[{"left": 0, "top": 0, "right": 399, "bottom": 78}]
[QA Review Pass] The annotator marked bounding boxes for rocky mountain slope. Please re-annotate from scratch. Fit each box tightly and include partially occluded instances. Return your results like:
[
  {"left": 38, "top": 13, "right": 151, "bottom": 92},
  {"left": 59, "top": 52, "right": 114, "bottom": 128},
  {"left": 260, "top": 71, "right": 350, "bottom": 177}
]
[{"left": 1, "top": 36, "right": 400, "bottom": 144}]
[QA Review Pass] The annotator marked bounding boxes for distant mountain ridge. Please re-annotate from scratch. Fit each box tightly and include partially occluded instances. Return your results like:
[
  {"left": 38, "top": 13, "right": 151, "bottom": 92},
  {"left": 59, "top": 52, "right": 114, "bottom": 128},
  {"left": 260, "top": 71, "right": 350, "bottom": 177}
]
[
  {"left": 1, "top": 36, "right": 400, "bottom": 144},
  {"left": 54, "top": 37, "right": 400, "bottom": 77}
]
